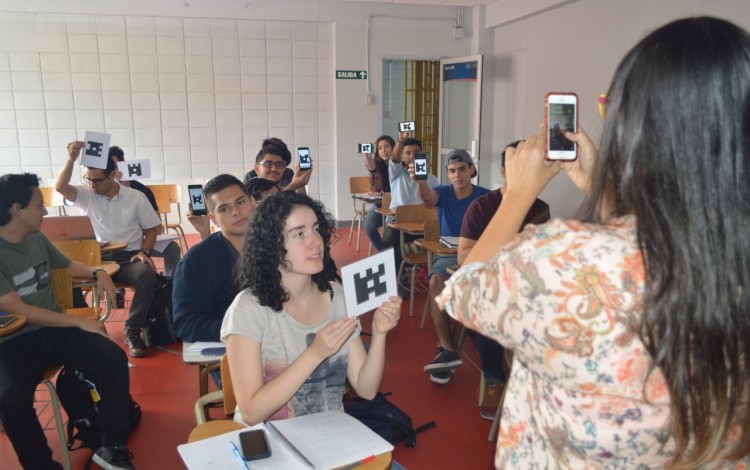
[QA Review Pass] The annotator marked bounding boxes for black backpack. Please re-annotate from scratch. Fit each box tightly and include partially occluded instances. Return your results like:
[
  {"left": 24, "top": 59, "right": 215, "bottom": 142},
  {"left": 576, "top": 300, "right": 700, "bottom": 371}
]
[
  {"left": 56, "top": 367, "right": 141, "bottom": 451},
  {"left": 146, "top": 274, "right": 178, "bottom": 346},
  {"left": 343, "top": 392, "right": 435, "bottom": 447}
]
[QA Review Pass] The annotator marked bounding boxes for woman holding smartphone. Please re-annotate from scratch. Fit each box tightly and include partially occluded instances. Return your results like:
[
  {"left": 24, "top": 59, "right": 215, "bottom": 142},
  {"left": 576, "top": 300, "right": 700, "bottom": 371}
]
[
  {"left": 438, "top": 17, "right": 750, "bottom": 468},
  {"left": 221, "top": 191, "right": 401, "bottom": 424},
  {"left": 363, "top": 135, "right": 395, "bottom": 252}
]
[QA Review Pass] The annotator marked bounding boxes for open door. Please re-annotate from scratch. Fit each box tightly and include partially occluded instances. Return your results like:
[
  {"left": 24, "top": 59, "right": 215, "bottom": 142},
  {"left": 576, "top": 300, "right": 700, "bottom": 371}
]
[{"left": 438, "top": 55, "right": 483, "bottom": 183}]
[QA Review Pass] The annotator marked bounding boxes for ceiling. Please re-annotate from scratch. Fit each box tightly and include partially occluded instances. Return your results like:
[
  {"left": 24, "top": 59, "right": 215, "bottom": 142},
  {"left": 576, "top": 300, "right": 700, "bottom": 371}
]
[{"left": 342, "top": 0, "right": 495, "bottom": 6}]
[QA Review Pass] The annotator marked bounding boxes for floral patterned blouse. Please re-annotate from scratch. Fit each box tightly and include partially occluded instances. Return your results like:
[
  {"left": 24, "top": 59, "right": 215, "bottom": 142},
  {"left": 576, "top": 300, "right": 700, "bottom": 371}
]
[{"left": 438, "top": 216, "right": 680, "bottom": 468}]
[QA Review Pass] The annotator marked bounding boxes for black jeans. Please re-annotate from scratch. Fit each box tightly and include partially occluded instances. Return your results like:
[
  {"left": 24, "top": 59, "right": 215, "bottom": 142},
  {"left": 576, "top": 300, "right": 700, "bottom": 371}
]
[
  {"left": 104, "top": 250, "right": 158, "bottom": 329},
  {"left": 0, "top": 327, "right": 130, "bottom": 469}
]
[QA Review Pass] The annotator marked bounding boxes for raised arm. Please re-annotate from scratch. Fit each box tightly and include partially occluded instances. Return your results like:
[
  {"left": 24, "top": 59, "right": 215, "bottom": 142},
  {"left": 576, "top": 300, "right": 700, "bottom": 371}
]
[
  {"left": 55, "top": 141, "right": 84, "bottom": 202},
  {"left": 390, "top": 130, "right": 409, "bottom": 164},
  {"left": 407, "top": 162, "right": 438, "bottom": 206}
]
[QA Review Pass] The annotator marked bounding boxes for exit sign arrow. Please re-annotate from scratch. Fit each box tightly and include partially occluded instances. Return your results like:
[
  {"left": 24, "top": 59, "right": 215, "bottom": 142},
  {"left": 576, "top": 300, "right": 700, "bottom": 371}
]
[{"left": 336, "top": 70, "right": 367, "bottom": 79}]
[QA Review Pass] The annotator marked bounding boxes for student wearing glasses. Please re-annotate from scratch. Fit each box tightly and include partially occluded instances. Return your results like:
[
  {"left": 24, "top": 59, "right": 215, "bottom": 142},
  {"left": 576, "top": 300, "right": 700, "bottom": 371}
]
[
  {"left": 55, "top": 142, "right": 162, "bottom": 359},
  {"left": 247, "top": 140, "right": 311, "bottom": 195}
]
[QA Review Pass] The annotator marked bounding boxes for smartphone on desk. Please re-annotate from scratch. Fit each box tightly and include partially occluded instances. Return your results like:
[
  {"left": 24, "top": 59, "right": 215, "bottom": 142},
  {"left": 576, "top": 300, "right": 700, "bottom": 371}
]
[
  {"left": 0, "top": 315, "right": 17, "bottom": 328},
  {"left": 239, "top": 429, "right": 272, "bottom": 461},
  {"left": 413, "top": 153, "right": 428, "bottom": 181},
  {"left": 544, "top": 92, "right": 578, "bottom": 161},
  {"left": 297, "top": 147, "right": 312, "bottom": 171},
  {"left": 187, "top": 184, "right": 207, "bottom": 216}
]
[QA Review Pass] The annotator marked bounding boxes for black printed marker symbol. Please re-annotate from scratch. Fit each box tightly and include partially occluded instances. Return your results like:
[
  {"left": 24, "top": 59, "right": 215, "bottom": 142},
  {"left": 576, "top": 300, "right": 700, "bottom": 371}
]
[
  {"left": 353, "top": 264, "right": 387, "bottom": 304},
  {"left": 85, "top": 141, "right": 103, "bottom": 157},
  {"left": 127, "top": 163, "right": 142, "bottom": 177}
]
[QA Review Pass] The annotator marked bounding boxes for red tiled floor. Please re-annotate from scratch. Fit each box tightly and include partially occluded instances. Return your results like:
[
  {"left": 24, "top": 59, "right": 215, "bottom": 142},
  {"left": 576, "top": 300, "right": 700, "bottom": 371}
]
[{"left": 0, "top": 229, "right": 498, "bottom": 469}]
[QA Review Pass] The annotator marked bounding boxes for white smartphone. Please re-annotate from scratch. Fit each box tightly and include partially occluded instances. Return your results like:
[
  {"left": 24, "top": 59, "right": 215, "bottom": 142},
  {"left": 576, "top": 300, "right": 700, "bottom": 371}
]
[
  {"left": 545, "top": 92, "right": 578, "bottom": 161},
  {"left": 398, "top": 121, "right": 416, "bottom": 132},
  {"left": 297, "top": 147, "right": 311, "bottom": 170}
]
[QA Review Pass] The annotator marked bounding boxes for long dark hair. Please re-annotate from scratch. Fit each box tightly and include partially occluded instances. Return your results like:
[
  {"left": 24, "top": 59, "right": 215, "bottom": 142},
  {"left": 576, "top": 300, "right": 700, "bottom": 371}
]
[
  {"left": 373, "top": 135, "right": 394, "bottom": 192},
  {"left": 581, "top": 17, "right": 750, "bottom": 467},
  {"left": 237, "top": 191, "right": 339, "bottom": 312}
]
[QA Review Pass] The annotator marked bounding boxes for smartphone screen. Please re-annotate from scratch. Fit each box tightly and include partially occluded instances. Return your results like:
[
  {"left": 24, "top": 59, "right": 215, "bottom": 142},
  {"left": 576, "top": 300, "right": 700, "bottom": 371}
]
[
  {"left": 0, "top": 315, "right": 17, "bottom": 328},
  {"left": 399, "top": 121, "right": 416, "bottom": 133},
  {"left": 545, "top": 93, "right": 578, "bottom": 161},
  {"left": 298, "top": 147, "right": 311, "bottom": 170},
  {"left": 239, "top": 429, "right": 272, "bottom": 461},
  {"left": 414, "top": 153, "right": 428, "bottom": 180},
  {"left": 357, "top": 143, "right": 373, "bottom": 154},
  {"left": 187, "top": 184, "right": 207, "bottom": 216}
]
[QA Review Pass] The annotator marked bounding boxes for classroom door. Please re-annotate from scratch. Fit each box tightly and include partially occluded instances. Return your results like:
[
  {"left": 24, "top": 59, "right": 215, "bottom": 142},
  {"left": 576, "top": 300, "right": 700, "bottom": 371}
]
[{"left": 438, "top": 55, "right": 483, "bottom": 183}]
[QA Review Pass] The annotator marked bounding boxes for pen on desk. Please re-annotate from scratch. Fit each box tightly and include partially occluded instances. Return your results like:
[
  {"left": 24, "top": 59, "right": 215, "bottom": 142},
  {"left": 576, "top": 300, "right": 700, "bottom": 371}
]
[
  {"left": 229, "top": 441, "right": 248, "bottom": 470},
  {"left": 339, "top": 454, "right": 376, "bottom": 470}
]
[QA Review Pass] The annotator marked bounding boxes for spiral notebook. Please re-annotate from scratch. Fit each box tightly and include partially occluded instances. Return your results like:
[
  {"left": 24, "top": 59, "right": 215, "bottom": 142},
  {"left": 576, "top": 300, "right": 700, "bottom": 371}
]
[{"left": 177, "top": 410, "right": 393, "bottom": 470}]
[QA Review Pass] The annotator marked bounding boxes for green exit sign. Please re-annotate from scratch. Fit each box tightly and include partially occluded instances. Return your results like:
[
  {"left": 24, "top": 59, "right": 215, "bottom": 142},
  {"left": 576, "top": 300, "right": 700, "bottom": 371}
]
[{"left": 336, "top": 70, "right": 367, "bottom": 79}]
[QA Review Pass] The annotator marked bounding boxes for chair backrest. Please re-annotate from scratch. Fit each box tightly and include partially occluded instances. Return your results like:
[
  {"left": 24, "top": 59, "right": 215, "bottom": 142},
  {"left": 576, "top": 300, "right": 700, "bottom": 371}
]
[
  {"left": 50, "top": 269, "right": 74, "bottom": 310},
  {"left": 423, "top": 218, "right": 440, "bottom": 242},
  {"left": 221, "top": 354, "right": 236, "bottom": 415},
  {"left": 41, "top": 216, "right": 96, "bottom": 242},
  {"left": 381, "top": 192, "right": 391, "bottom": 210},
  {"left": 53, "top": 239, "right": 103, "bottom": 266},
  {"left": 148, "top": 184, "right": 184, "bottom": 225},
  {"left": 349, "top": 176, "right": 372, "bottom": 195},
  {"left": 40, "top": 187, "right": 67, "bottom": 215},
  {"left": 395, "top": 204, "right": 437, "bottom": 224}
]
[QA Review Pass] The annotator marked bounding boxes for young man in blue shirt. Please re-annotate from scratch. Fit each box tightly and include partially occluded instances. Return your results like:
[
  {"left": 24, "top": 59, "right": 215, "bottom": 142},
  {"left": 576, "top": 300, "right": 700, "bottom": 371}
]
[{"left": 411, "top": 150, "right": 489, "bottom": 384}]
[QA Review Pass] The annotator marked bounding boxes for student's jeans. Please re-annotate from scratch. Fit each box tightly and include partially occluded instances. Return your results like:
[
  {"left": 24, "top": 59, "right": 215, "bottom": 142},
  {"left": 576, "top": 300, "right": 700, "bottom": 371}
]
[
  {"left": 477, "top": 333, "right": 507, "bottom": 383},
  {"left": 364, "top": 206, "right": 384, "bottom": 252},
  {"left": 104, "top": 249, "right": 158, "bottom": 330},
  {"left": 0, "top": 327, "right": 130, "bottom": 469},
  {"left": 149, "top": 241, "right": 181, "bottom": 278}
]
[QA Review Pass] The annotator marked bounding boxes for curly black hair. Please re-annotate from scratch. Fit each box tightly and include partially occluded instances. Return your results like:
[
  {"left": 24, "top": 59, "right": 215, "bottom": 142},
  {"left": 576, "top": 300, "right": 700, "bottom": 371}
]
[{"left": 237, "top": 191, "right": 339, "bottom": 311}]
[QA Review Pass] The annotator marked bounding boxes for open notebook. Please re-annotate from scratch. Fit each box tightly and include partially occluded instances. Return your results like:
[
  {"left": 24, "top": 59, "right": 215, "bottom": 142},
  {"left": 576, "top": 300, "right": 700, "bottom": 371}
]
[{"left": 178, "top": 410, "right": 393, "bottom": 470}]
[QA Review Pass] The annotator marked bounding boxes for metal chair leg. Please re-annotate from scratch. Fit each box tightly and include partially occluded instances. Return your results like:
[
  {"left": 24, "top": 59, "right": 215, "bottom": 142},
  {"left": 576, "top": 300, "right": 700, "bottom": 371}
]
[{"left": 44, "top": 379, "right": 72, "bottom": 470}]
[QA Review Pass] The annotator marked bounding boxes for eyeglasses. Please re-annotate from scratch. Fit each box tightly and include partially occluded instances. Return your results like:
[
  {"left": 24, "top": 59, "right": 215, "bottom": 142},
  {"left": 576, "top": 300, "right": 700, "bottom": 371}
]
[
  {"left": 259, "top": 161, "right": 286, "bottom": 169},
  {"left": 83, "top": 176, "right": 108, "bottom": 185}
]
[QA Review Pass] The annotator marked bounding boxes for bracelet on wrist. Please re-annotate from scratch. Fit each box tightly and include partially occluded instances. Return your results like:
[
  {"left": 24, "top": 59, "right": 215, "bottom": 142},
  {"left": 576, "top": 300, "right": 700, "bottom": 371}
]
[{"left": 92, "top": 268, "right": 107, "bottom": 278}]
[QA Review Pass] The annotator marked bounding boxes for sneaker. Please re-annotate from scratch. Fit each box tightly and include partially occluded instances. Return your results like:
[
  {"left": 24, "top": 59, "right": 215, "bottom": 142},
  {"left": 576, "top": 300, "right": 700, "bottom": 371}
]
[
  {"left": 123, "top": 327, "right": 148, "bottom": 358},
  {"left": 423, "top": 347, "right": 463, "bottom": 374},
  {"left": 430, "top": 370, "right": 452, "bottom": 384},
  {"left": 92, "top": 446, "right": 134, "bottom": 470},
  {"left": 479, "top": 381, "right": 504, "bottom": 420}
]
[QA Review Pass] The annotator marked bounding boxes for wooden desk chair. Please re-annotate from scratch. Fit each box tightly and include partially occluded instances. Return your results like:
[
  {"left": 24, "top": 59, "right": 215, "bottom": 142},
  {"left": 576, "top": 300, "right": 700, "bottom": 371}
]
[
  {"left": 368, "top": 192, "right": 391, "bottom": 256},
  {"left": 418, "top": 219, "right": 441, "bottom": 328},
  {"left": 189, "top": 354, "right": 245, "bottom": 442},
  {"left": 348, "top": 176, "right": 372, "bottom": 252},
  {"left": 394, "top": 204, "right": 437, "bottom": 317},
  {"left": 40, "top": 187, "right": 67, "bottom": 216},
  {"left": 52, "top": 239, "right": 115, "bottom": 317},
  {"left": 43, "top": 267, "right": 110, "bottom": 470},
  {"left": 147, "top": 184, "right": 189, "bottom": 254}
]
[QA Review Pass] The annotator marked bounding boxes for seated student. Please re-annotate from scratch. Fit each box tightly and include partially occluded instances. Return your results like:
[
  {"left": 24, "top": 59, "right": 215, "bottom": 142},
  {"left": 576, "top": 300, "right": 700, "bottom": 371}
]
[
  {"left": 221, "top": 191, "right": 401, "bottom": 424},
  {"left": 56, "top": 142, "right": 162, "bottom": 358},
  {"left": 108, "top": 146, "right": 181, "bottom": 277},
  {"left": 458, "top": 140, "right": 550, "bottom": 418},
  {"left": 243, "top": 137, "right": 294, "bottom": 185},
  {"left": 410, "top": 149, "right": 489, "bottom": 384},
  {"left": 172, "top": 175, "right": 255, "bottom": 345},
  {"left": 382, "top": 131, "right": 438, "bottom": 285},
  {"left": 363, "top": 135, "right": 394, "bottom": 252},
  {"left": 0, "top": 173, "right": 134, "bottom": 470}
]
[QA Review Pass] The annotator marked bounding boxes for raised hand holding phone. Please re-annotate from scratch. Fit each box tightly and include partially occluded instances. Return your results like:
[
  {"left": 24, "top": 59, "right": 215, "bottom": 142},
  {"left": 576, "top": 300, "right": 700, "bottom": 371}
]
[
  {"left": 297, "top": 147, "right": 311, "bottom": 171},
  {"left": 187, "top": 184, "right": 207, "bottom": 216}
]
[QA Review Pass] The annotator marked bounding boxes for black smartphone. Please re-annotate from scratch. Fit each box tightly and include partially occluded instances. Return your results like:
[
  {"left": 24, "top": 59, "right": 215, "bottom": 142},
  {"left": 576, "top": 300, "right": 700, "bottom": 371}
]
[
  {"left": 187, "top": 184, "right": 207, "bottom": 216},
  {"left": 413, "top": 153, "right": 428, "bottom": 180},
  {"left": 298, "top": 147, "right": 311, "bottom": 170},
  {"left": 0, "top": 315, "right": 17, "bottom": 328},
  {"left": 357, "top": 143, "right": 373, "bottom": 154},
  {"left": 239, "top": 429, "right": 272, "bottom": 461},
  {"left": 399, "top": 121, "right": 416, "bottom": 132}
]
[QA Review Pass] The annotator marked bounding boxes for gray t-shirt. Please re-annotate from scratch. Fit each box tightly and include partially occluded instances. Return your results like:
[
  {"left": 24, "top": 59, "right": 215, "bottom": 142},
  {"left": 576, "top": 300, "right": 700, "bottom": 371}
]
[
  {"left": 220, "top": 282, "right": 360, "bottom": 422},
  {"left": 0, "top": 232, "right": 70, "bottom": 344}
]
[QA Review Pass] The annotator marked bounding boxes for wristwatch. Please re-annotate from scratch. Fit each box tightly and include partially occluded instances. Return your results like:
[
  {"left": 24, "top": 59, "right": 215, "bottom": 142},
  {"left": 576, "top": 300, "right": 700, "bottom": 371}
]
[{"left": 141, "top": 248, "right": 152, "bottom": 256}]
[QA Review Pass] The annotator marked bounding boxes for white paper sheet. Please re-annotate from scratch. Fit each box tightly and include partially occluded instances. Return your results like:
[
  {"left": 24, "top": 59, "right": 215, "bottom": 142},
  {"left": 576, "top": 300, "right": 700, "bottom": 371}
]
[
  {"left": 117, "top": 159, "right": 151, "bottom": 180},
  {"left": 340, "top": 249, "right": 397, "bottom": 318},
  {"left": 81, "top": 131, "right": 111, "bottom": 169}
]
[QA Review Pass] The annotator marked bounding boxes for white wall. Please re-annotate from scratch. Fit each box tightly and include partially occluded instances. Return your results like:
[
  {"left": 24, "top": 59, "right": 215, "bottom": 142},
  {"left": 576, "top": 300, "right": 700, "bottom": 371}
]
[{"left": 487, "top": 0, "right": 750, "bottom": 217}]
